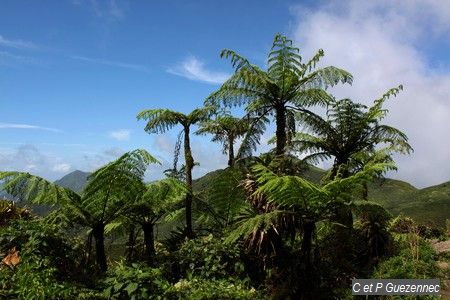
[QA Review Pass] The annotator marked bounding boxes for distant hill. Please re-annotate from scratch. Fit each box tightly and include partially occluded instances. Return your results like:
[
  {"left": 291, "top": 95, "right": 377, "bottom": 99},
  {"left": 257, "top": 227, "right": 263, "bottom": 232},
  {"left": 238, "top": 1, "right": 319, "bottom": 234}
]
[
  {"left": 54, "top": 170, "right": 90, "bottom": 193},
  {"left": 193, "top": 166, "right": 450, "bottom": 228},
  {"left": 1, "top": 167, "right": 448, "bottom": 227}
]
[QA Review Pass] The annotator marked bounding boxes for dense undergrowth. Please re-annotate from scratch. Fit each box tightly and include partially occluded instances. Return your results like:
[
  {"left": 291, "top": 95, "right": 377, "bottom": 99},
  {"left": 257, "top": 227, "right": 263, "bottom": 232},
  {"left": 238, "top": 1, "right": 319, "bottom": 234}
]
[{"left": 0, "top": 201, "right": 447, "bottom": 299}]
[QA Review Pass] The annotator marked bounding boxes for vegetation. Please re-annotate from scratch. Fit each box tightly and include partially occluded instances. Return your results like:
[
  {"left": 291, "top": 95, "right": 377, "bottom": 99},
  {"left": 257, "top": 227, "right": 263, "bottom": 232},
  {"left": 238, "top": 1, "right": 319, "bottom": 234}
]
[
  {"left": 206, "top": 34, "right": 352, "bottom": 156},
  {"left": 137, "top": 107, "right": 213, "bottom": 238},
  {"left": 0, "top": 33, "right": 448, "bottom": 299}
]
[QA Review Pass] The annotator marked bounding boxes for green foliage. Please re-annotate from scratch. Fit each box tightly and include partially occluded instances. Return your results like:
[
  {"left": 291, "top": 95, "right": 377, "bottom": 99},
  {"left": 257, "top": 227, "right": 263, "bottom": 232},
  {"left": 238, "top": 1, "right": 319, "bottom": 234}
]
[
  {"left": 294, "top": 93, "right": 411, "bottom": 178},
  {"left": 0, "top": 199, "right": 31, "bottom": 226},
  {"left": 0, "top": 219, "right": 94, "bottom": 299},
  {"left": 0, "top": 149, "right": 159, "bottom": 271},
  {"left": 207, "top": 33, "right": 352, "bottom": 155},
  {"left": 137, "top": 107, "right": 214, "bottom": 134},
  {"left": 175, "top": 234, "right": 246, "bottom": 280},
  {"left": 374, "top": 218, "right": 439, "bottom": 281},
  {"left": 166, "top": 278, "right": 266, "bottom": 300},
  {"left": 103, "top": 261, "right": 170, "bottom": 300},
  {"left": 0, "top": 259, "right": 89, "bottom": 300},
  {"left": 353, "top": 201, "right": 393, "bottom": 263},
  {"left": 196, "top": 114, "right": 266, "bottom": 164},
  {"left": 127, "top": 178, "right": 187, "bottom": 224},
  {"left": 195, "top": 167, "right": 248, "bottom": 228}
]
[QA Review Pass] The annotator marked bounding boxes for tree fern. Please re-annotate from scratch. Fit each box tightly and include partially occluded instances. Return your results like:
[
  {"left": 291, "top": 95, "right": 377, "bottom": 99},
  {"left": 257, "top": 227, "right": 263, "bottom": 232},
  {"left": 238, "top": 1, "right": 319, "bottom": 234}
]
[
  {"left": 206, "top": 33, "right": 352, "bottom": 156},
  {"left": 294, "top": 91, "right": 412, "bottom": 179},
  {"left": 0, "top": 149, "right": 159, "bottom": 271},
  {"left": 137, "top": 106, "right": 214, "bottom": 238}
]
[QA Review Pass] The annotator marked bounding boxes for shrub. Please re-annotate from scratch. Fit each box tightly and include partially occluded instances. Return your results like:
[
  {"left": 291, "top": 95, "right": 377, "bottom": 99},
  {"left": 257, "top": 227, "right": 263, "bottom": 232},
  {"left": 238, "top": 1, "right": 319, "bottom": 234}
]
[
  {"left": 174, "top": 234, "right": 246, "bottom": 280},
  {"left": 374, "top": 233, "right": 438, "bottom": 279},
  {"left": 166, "top": 278, "right": 266, "bottom": 300},
  {"left": 0, "top": 219, "right": 95, "bottom": 299},
  {"left": 103, "top": 261, "right": 170, "bottom": 299}
]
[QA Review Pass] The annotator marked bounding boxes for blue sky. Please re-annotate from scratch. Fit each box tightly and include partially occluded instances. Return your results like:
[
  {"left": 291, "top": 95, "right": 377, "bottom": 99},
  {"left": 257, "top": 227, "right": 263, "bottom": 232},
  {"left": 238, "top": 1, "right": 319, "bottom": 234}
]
[{"left": 1, "top": 1, "right": 450, "bottom": 187}]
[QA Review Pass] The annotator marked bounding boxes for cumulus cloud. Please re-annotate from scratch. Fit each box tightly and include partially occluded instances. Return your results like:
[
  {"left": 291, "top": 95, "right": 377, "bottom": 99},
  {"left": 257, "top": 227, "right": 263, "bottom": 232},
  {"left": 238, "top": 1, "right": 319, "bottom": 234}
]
[
  {"left": 80, "top": 147, "right": 126, "bottom": 172},
  {"left": 0, "top": 144, "right": 71, "bottom": 180},
  {"left": 52, "top": 163, "right": 71, "bottom": 173},
  {"left": 109, "top": 129, "right": 130, "bottom": 141},
  {"left": 167, "top": 56, "right": 230, "bottom": 84},
  {"left": 290, "top": 0, "right": 450, "bottom": 187},
  {"left": 103, "top": 147, "right": 126, "bottom": 157}
]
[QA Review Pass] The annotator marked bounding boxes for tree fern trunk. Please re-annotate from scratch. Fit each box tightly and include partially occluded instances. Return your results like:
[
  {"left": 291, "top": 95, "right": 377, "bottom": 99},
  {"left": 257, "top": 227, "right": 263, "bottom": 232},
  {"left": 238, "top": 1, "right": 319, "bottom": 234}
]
[
  {"left": 92, "top": 223, "right": 107, "bottom": 272},
  {"left": 142, "top": 222, "right": 155, "bottom": 264},
  {"left": 301, "top": 220, "right": 317, "bottom": 299},
  {"left": 184, "top": 125, "right": 194, "bottom": 238},
  {"left": 125, "top": 225, "right": 137, "bottom": 263},
  {"left": 301, "top": 221, "right": 315, "bottom": 271},
  {"left": 275, "top": 104, "right": 287, "bottom": 156},
  {"left": 228, "top": 135, "right": 234, "bottom": 167}
]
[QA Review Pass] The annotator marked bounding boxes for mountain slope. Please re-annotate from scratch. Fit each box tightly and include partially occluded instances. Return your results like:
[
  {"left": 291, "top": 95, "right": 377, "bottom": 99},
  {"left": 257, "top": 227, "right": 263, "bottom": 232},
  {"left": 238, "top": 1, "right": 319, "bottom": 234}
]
[
  {"left": 54, "top": 170, "right": 90, "bottom": 193},
  {"left": 194, "top": 166, "right": 449, "bottom": 228}
]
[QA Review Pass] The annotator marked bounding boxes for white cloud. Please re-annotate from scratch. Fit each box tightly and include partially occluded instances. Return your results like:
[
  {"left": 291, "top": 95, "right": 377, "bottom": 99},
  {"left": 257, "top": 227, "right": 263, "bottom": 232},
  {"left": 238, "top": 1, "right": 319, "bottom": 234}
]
[
  {"left": 153, "top": 135, "right": 174, "bottom": 153},
  {"left": 109, "top": 129, "right": 130, "bottom": 141},
  {"left": 0, "top": 144, "right": 70, "bottom": 180},
  {"left": 52, "top": 163, "right": 71, "bottom": 173},
  {"left": 167, "top": 56, "right": 230, "bottom": 84},
  {"left": 291, "top": 0, "right": 450, "bottom": 187},
  {"left": 0, "top": 122, "right": 61, "bottom": 132},
  {"left": 72, "top": 55, "right": 149, "bottom": 72},
  {"left": 0, "top": 35, "right": 37, "bottom": 50}
]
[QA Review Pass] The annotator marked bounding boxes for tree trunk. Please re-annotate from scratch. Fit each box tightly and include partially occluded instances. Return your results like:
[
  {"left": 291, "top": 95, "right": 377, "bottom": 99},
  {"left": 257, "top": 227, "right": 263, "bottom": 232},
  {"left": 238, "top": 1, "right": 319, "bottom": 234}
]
[
  {"left": 142, "top": 222, "right": 155, "bottom": 264},
  {"left": 362, "top": 182, "right": 368, "bottom": 200},
  {"left": 125, "top": 225, "right": 137, "bottom": 263},
  {"left": 228, "top": 135, "right": 235, "bottom": 167},
  {"left": 301, "top": 221, "right": 315, "bottom": 271},
  {"left": 184, "top": 125, "right": 194, "bottom": 238},
  {"left": 300, "top": 221, "right": 317, "bottom": 299},
  {"left": 92, "top": 222, "right": 107, "bottom": 272},
  {"left": 275, "top": 104, "right": 287, "bottom": 156}
]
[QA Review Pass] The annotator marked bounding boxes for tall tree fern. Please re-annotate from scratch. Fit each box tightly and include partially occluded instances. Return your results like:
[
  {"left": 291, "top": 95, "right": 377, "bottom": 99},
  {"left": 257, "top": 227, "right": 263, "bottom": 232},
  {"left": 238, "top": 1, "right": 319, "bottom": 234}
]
[
  {"left": 225, "top": 157, "right": 394, "bottom": 292},
  {"left": 294, "top": 85, "right": 412, "bottom": 179},
  {"left": 206, "top": 33, "right": 352, "bottom": 155},
  {"left": 137, "top": 107, "right": 213, "bottom": 237}
]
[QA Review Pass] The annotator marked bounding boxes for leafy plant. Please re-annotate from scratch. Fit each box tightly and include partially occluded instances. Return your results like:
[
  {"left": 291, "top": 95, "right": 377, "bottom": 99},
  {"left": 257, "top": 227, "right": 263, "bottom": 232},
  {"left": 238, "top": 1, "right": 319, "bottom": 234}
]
[
  {"left": 103, "top": 261, "right": 170, "bottom": 300},
  {"left": 175, "top": 234, "right": 246, "bottom": 280},
  {"left": 0, "top": 219, "right": 96, "bottom": 299},
  {"left": 166, "top": 278, "right": 265, "bottom": 300}
]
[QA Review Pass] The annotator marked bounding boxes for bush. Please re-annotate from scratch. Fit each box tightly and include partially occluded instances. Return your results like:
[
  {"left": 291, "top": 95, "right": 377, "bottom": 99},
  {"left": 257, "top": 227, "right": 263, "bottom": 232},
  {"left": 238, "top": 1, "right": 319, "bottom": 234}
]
[
  {"left": 0, "top": 219, "right": 95, "bottom": 299},
  {"left": 389, "top": 215, "right": 416, "bottom": 234},
  {"left": 166, "top": 278, "right": 266, "bottom": 300},
  {"left": 174, "top": 234, "right": 246, "bottom": 280},
  {"left": 374, "top": 233, "right": 438, "bottom": 279},
  {"left": 103, "top": 261, "right": 170, "bottom": 299}
]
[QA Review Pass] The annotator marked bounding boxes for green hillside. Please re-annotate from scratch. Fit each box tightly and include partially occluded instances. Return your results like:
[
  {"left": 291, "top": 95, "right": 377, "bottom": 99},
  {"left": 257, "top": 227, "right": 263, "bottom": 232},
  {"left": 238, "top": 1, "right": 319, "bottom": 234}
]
[
  {"left": 54, "top": 170, "right": 91, "bottom": 193},
  {"left": 194, "top": 166, "right": 449, "bottom": 228}
]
